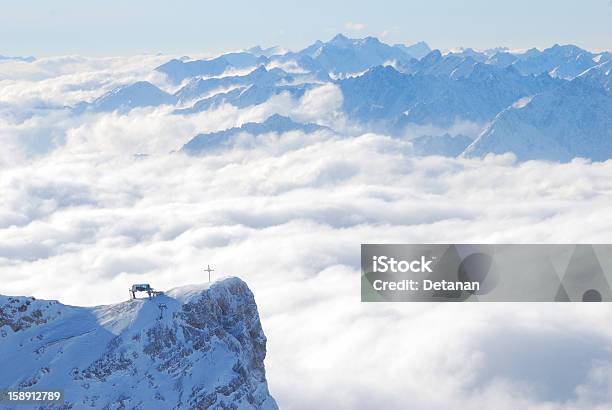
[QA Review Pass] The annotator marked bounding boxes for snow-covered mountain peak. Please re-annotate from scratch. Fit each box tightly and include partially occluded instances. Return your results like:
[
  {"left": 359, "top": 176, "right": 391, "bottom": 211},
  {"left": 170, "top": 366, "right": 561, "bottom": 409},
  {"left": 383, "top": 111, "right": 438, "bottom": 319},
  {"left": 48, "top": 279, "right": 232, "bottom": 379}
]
[
  {"left": 421, "top": 49, "right": 443, "bottom": 65},
  {"left": 329, "top": 33, "right": 352, "bottom": 46},
  {"left": 75, "top": 81, "right": 177, "bottom": 113},
  {"left": 0, "top": 277, "right": 277, "bottom": 409}
]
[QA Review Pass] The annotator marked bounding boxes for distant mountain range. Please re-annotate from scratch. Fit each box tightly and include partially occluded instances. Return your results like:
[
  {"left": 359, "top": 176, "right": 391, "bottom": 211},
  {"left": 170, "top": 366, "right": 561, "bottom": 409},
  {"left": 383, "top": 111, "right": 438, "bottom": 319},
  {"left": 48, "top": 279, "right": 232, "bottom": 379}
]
[
  {"left": 175, "top": 83, "right": 316, "bottom": 115},
  {"left": 0, "top": 54, "right": 36, "bottom": 63},
  {"left": 174, "top": 66, "right": 298, "bottom": 104},
  {"left": 69, "top": 34, "right": 612, "bottom": 162},
  {"left": 182, "top": 114, "right": 328, "bottom": 154},
  {"left": 157, "top": 34, "right": 431, "bottom": 84},
  {"left": 338, "top": 64, "right": 560, "bottom": 128}
]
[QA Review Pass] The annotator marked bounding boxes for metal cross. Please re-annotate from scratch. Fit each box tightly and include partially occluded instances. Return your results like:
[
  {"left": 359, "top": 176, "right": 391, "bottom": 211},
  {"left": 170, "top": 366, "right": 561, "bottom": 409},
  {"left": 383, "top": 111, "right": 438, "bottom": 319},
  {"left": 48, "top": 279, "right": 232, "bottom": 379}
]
[{"left": 204, "top": 265, "right": 214, "bottom": 282}]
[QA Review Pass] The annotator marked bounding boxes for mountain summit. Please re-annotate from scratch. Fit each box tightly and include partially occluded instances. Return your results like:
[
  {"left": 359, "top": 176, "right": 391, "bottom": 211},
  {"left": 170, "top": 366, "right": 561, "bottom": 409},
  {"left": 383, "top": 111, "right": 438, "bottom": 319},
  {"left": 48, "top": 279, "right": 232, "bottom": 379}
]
[{"left": 0, "top": 277, "right": 277, "bottom": 409}]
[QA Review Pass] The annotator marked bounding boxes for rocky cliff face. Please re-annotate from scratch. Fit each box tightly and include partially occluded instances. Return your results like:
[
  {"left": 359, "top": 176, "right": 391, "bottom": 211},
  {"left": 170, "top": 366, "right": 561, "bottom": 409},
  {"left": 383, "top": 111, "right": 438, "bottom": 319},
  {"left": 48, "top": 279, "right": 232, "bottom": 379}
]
[{"left": 0, "top": 277, "right": 277, "bottom": 409}]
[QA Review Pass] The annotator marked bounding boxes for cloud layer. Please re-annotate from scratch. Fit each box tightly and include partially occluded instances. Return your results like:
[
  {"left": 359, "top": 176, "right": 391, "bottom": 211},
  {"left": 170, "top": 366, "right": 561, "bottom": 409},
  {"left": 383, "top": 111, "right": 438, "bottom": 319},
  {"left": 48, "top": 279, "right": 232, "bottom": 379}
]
[{"left": 2, "top": 55, "right": 612, "bottom": 409}]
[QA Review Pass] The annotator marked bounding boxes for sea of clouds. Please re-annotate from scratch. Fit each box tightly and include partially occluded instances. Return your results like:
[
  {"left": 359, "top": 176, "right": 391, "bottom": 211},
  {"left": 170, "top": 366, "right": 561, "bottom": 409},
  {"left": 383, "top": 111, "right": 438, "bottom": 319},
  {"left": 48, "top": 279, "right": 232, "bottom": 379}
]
[{"left": 2, "top": 55, "right": 612, "bottom": 410}]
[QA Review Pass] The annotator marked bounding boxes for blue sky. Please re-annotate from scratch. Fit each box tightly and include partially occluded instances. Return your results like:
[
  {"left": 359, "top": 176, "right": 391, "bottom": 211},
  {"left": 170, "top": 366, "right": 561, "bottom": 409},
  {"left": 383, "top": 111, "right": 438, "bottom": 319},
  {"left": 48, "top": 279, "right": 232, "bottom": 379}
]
[{"left": 1, "top": 0, "right": 611, "bottom": 56}]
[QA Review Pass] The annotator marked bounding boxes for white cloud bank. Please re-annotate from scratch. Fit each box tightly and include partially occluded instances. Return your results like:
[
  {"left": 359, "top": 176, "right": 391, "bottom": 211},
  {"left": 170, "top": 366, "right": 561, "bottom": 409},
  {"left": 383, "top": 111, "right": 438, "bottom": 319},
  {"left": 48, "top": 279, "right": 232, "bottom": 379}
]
[{"left": 2, "top": 55, "right": 612, "bottom": 410}]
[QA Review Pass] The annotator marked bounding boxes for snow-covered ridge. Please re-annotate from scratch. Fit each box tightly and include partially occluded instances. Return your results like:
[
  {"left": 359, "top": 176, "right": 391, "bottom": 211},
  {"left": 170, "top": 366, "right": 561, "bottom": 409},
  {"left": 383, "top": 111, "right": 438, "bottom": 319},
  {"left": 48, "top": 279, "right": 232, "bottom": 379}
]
[
  {"left": 5, "top": 33, "right": 612, "bottom": 162},
  {"left": 0, "top": 277, "right": 277, "bottom": 409}
]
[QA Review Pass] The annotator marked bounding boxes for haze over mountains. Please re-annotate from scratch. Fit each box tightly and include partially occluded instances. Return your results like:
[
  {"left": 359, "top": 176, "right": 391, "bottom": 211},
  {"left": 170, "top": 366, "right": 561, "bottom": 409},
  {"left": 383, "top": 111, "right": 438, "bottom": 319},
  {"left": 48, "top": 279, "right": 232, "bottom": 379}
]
[{"left": 9, "top": 34, "right": 612, "bottom": 161}]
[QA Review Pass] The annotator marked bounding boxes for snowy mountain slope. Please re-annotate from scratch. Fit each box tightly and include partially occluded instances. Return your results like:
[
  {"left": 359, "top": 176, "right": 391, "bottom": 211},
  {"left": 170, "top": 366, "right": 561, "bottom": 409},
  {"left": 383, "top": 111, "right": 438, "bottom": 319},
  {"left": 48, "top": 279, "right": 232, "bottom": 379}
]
[
  {"left": 447, "top": 48, "right": 489, "bottom": 63},
  {"left": 175, "top": 83, "right": 315, "bottom": 114},
  {"left": 0, "top": 277, "right": 277, "bottom": 410},
  {"left": 174, "top": 87, "right": 246, "bottom": 114},
  {"left": 338, "top": 64, "right": 559, "bottom": 130},
  {"left": 246, "top": 46, "right": 285, "bottom": 58},
  {"left": 182, "top": 114, "right": 327, "bottom": 154},
  {"left": 392, "top": 41, "right": 431, "bottom": 60},
  {"left": 395, "top": 44, "right": 611, "bottom": 80},
  {"left": 446, "top": 44, "right": 611, "bottom": 79},
  {"left": 420, "top": 52, "right": 479, "bottom": 78},
  {"left": 464, "top": 82, "right": 612, "bottom": 161},
  {"left": 486, "top": 51, "right": 518, "bottom": 67},
  {"left": 156, "top": 53, "right": 270, "bottom": 83},
  {"left": 75, "top": 81, "right": 177, "bottom": 113},
  {"left": 174, "top": 66, "right": 295, "bottom": 104},
  {"left": 509, "top": 44, "right": 607, "bottom": 79},
  {"left": 394, "top": 50, "right": 472, "bottom": 77},
  {"left": 575, "top": 60, "right": 612, "bottom": 92}
]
